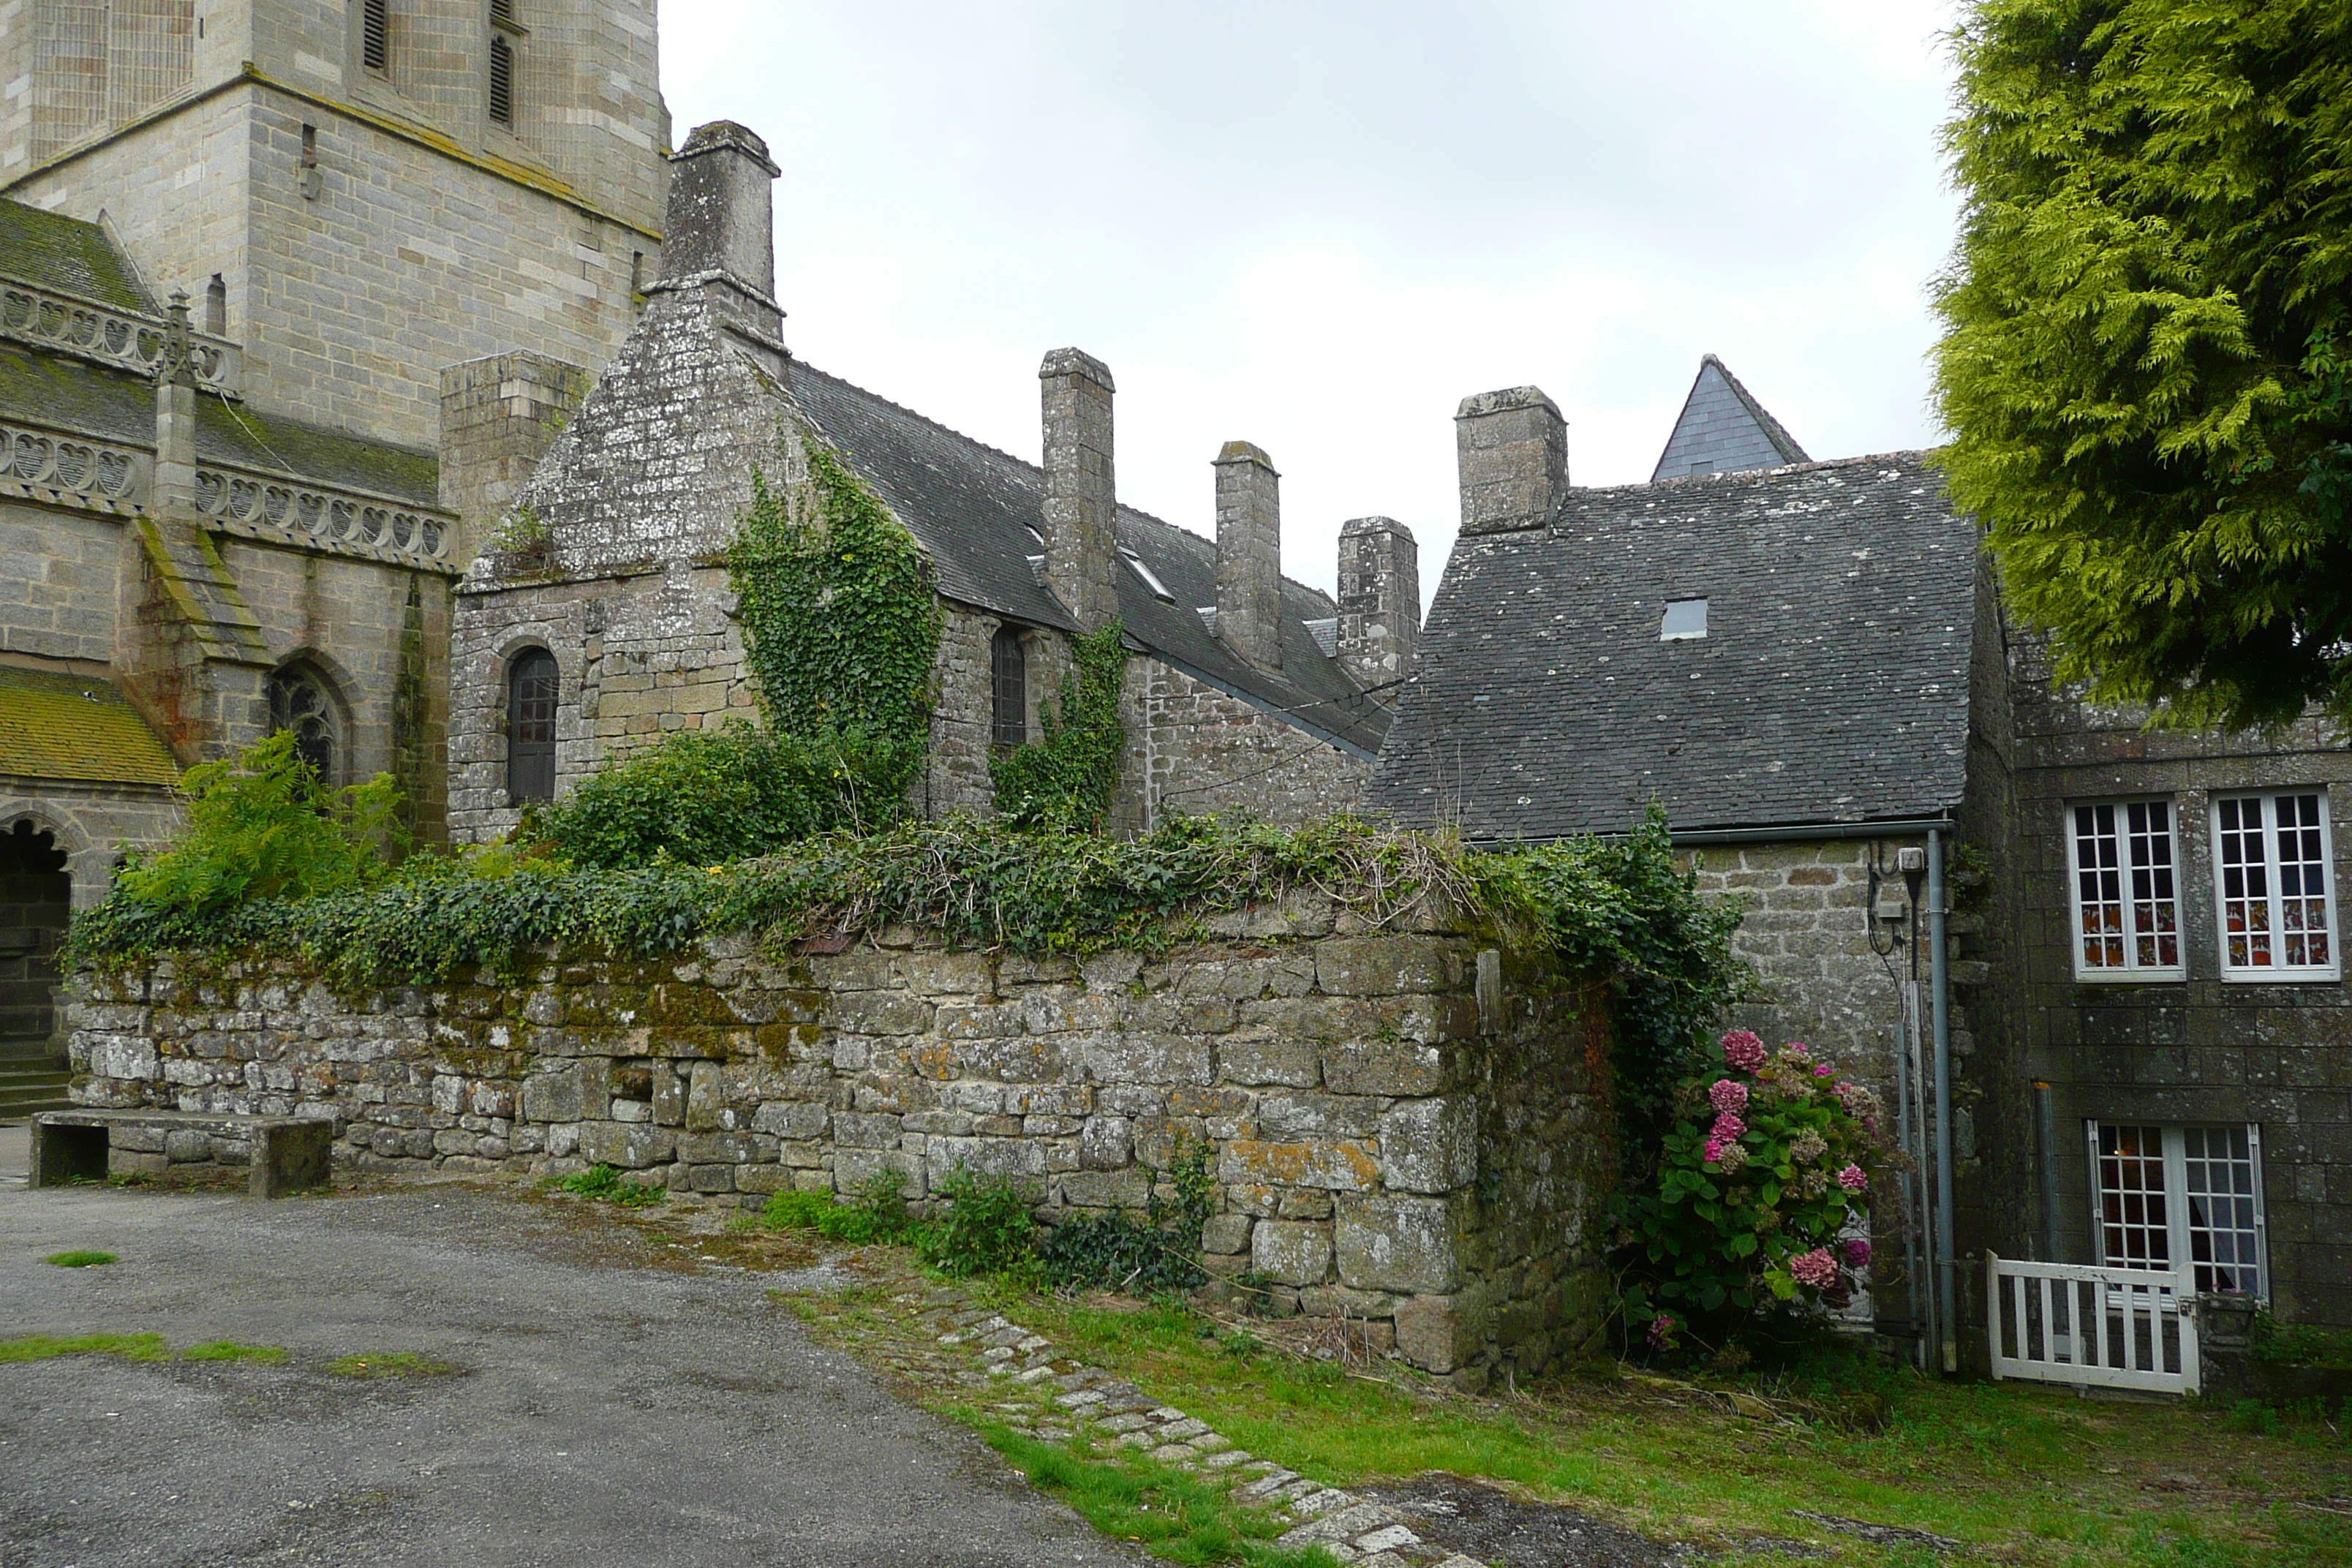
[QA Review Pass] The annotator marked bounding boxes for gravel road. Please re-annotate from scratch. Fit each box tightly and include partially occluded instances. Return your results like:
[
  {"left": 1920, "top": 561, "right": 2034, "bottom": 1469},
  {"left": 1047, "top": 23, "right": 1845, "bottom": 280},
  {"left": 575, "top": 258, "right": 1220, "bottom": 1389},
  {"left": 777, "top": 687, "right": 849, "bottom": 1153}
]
[{"left": 0, "top": 1165, "right": 1139, "bottom": 1567}]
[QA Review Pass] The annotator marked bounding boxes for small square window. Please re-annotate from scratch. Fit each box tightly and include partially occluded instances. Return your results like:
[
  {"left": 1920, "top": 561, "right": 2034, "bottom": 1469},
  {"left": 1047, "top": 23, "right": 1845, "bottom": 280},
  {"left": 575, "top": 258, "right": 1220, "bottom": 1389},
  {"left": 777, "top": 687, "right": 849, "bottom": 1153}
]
[{"left": 1659, "top": 598, "right": 1707, "bottom": 641}]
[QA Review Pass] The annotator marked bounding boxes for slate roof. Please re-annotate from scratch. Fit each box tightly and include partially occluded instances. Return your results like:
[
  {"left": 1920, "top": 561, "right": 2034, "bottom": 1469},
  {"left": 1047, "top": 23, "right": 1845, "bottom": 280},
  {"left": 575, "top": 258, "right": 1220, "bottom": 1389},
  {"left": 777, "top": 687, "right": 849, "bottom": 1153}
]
[
  {"left": 1651, "top": 355, "right": 1809, "bottom": 480},
  {"left": 0, "top": 344, "right": 440, "bottom": 505},
  {"left": 0, "top": 200, "right": 151, "bottom": 312},
  {"left": 788, "top": 362, "right": 1390, "bottom": 757},
  {"left": 0, "top": 666, "right": 178, "bottom": 786},
  {"left": 1369, "top": 452, "right": 1978, "bottom": 840}
]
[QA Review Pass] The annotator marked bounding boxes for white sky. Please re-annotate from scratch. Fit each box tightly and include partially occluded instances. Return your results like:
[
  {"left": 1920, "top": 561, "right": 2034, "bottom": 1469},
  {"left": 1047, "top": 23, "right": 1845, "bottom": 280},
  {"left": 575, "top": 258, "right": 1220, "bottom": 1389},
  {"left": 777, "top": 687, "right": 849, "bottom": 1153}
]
[{"left": 661, "top": 1, "right": 1964, "bottom": 606}]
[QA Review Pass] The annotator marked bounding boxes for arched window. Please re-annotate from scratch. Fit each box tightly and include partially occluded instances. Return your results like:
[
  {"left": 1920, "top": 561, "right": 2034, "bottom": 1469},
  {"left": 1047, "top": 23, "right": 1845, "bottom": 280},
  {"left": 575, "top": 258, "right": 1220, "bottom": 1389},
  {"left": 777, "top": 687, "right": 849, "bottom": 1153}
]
[
  {"left": 267, "top": 663, "right": 342, "bottom": 783},
  {"left": 508, "top": 649, "right": 558, "bottom": 802},
  {"left": 990, "top": 626, "right": 1027, "bottom": 749}
]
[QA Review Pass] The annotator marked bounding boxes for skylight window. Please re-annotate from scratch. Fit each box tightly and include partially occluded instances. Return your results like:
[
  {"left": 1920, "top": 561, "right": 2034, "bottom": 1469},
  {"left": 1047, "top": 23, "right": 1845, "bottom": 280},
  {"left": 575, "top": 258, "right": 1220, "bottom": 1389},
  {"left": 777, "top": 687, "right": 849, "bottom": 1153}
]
[
  {"left": 1119, "top": 547, "right": 1175, "bottom": 603},
  {"left": 1661, "top": 598, "right": 1708, "bottom": 641}
]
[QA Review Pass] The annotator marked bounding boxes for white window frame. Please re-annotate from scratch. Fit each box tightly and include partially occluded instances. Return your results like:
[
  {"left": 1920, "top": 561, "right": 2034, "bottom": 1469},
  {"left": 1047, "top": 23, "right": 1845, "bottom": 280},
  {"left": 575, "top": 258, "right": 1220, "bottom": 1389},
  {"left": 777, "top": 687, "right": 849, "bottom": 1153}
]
[
  {"left": 2065, "top": 798, "right": 2186, "bottom": 981},
  {"left": 2210, "top": 789, "right": 2340, "bottom": 982},
  {"left": 2087, "top": 1121, "right": 2268, "bottom": 1299}
]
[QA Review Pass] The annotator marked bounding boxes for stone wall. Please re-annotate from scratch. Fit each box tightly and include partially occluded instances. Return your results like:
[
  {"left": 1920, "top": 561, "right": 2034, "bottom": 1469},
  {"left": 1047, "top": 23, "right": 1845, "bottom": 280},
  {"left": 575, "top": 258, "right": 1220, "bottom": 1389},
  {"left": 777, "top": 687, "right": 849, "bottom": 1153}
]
[
  {"left": 67, "top": 907, "right": 1613, "bottom": 1383},
  {"left": 0, "top": 502, "right": 120, "bottom": 666},
  {"left": 0, "top": 778, "right": 179, "bottom": 910},
  {"left": 1123, "top": 658, "right": 1372, "bottom": 834}
]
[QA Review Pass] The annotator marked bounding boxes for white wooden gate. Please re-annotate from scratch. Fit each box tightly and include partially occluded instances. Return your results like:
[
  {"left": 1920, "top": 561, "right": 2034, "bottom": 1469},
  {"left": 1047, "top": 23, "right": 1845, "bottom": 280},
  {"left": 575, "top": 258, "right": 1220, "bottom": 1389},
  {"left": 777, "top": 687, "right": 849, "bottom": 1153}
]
[{"left": 1986, "top": 1252, "right": 2200, "bottom": 1395}]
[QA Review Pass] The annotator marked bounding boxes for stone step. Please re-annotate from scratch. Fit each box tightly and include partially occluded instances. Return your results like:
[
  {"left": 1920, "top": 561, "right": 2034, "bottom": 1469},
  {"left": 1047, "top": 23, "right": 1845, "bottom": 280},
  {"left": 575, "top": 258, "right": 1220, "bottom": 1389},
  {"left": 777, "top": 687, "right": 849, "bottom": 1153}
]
[{"left": 0, "top": 1063, "right": 73, "bottom": 1116}]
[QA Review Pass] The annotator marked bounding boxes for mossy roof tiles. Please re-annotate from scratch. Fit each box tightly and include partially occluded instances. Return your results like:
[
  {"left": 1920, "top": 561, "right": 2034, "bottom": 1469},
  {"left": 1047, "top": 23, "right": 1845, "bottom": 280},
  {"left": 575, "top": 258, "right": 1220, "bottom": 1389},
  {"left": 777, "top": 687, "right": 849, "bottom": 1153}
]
[
  {"left": 0, "top": 199, "right": 152, "bottom": 312},
  {"left": 0, "top": 666, "right": 179, "bottom": 785}
]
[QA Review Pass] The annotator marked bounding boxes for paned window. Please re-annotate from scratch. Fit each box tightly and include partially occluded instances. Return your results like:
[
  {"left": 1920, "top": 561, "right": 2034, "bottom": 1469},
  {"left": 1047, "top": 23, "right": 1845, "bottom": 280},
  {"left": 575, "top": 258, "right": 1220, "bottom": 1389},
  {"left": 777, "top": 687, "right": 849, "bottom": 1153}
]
[
  {"left": 2213, "top": 791, "right": 2337, "bottom": 979},
  {"left": 990, "top": 626, "right": 1027, "bottom": 749},
  {"left": 268, "top": 664, "right": 342, "bottom": 785},
  {"left": 361, "top": 0, "right": 389, "bottom": 72},
  {"left": 2067, "top": 800, "right": 2182, "bottom": 979},
  {"left": 507, "top": 649, "right": 558, "bottom": 804},
  {"left": 2089, "top": 1122, "right": 2266, "bottom": 1296}
]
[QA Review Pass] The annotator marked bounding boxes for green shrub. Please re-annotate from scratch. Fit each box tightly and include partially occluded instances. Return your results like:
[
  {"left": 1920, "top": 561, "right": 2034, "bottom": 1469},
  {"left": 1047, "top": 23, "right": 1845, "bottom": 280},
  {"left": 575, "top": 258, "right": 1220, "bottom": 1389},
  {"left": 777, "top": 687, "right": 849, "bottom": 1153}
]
[
  {"left": 1613, "top": 1032, "right": 1890, "bottom": 1354},
  {"left": 115, "top": 731, "right": 406, "bottom": 916},
  {"left": 2252, "top": 1308, "right": 2352, "bottom": 1370},
  {"left": 552, "top": 1162, "right": 666, "bottom": 1207},
  {"left": 1036, "top": 1140, "right": 1215, "bottom": 1293},
  {"left": 521, "top": 722, "right": 910, "bottom": 867},
  {"left": 763, "top": 1170, "right": 913, "bottom": 1245},
  {"left": 919, "top": 1166, "right": 1040, "bottom": 1278}
]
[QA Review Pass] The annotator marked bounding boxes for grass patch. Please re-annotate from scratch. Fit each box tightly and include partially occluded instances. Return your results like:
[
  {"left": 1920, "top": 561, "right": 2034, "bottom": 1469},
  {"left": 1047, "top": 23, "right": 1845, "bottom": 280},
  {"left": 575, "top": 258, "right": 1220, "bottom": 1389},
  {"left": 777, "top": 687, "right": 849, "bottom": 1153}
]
[
  {"left": 0, "top": 1333, "right": 284, "bottom": 1365},
  {"left": 44, "top": 1250, "right": 118, "bottom": 1267},
  {"left": 980, "top": 1423, "right": 1338, "bottom": 1567},
  {"left": 325, "top": 1352, "right": 464, "bottom": 1379},
  {"left": 181, "top": 1341, "right": 287, "bottom": 1363},
  {"left": 548, "top": 1163, "right": 666, "bottom": 1207}
]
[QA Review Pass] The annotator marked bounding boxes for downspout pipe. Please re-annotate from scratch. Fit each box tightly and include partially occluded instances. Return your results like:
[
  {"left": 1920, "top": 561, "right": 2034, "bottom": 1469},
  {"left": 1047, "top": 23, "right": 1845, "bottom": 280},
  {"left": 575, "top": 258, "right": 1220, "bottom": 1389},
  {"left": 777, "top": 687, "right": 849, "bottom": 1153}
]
[{"left": 1929, "top": 828, "right": 1957, "bottom": 1374}]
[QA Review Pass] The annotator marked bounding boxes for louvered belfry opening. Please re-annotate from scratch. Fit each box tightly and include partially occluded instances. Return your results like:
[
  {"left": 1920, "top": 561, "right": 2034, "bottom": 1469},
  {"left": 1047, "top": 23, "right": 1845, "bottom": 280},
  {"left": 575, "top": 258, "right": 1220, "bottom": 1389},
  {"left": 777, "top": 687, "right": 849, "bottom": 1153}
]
[
  {"left": 507, "top": 649, "right": 558, "bottom": 802},
  {"left": 990, "top": 626, "right": 1027, "bottom": 749},
  {"left": 488, "top": 34, "right": 515, "bottom": 126},
  {"left": 361, "top": 0, "right": 388, "bottom": 71}
]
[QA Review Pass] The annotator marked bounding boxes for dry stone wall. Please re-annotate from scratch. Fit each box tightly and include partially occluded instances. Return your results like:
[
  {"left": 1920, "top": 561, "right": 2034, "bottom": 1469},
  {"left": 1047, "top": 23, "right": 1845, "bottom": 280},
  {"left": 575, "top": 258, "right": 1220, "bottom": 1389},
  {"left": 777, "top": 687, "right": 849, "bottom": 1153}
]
[{"left": 67, "top": 905, "right": 1611, "bottom": 1384}]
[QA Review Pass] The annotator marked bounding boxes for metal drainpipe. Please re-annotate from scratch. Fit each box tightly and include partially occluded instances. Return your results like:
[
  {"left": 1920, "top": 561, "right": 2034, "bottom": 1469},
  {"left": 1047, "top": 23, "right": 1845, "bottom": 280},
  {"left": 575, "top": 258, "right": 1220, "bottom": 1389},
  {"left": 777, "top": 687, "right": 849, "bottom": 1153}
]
[{"left": 1929, "top": 828, "right": 1957, "bottom": 1374}]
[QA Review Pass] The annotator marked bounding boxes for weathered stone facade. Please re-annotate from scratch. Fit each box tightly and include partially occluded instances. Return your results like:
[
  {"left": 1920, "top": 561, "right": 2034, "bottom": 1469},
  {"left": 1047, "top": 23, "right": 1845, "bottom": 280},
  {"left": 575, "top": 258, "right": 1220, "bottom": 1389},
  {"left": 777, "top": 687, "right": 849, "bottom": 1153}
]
[
  {"left": 69, "top": 908, "right": 1610, "bottom": 1380},
  {"left": 1121, "top": 659, "right": 1374, "bottom": 833}
]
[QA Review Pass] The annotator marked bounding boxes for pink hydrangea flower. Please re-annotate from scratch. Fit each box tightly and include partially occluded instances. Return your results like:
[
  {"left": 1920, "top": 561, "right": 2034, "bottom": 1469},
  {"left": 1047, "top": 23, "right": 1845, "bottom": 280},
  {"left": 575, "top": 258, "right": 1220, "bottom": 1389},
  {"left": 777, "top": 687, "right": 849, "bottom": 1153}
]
[
  {"left": 1703, "top": 1136, "right": 1730, "bottom": 1164},
  {"left": 1838, "top": 1164, "right": 1869, "bottom": 1192},
  {"left": 1843, "top": 1238, "right": 1873, "bottom": 1270},
  {"left": 1709, "top": 1078, "right": 1750, "bottom": 1115},
  {"left": 1721, "top": 1030, "right": 1768, "bottom": 1071},
  {"left": 1790, "top": 1248, "right": 1839, "bottom": 1289},
  {"left": 1711, "top": 1112, "right": 1746, "bottom": 1141},
  {"left": 1648, "top": 1313, "right": 1678, "bottom": 1350},
  {"left": 1814, "top": 1063, "right": 1835, "bottom": 1078},
  {"left": 1784, "top": 1041, "right": 1812, "bottom": 1061}
]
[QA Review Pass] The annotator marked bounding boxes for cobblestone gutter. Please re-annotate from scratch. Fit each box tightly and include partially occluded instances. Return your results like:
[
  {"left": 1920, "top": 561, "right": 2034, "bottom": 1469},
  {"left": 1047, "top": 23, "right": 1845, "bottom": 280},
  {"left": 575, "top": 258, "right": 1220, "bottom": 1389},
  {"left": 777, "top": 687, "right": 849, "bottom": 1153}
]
[
  {"left": 897, "top": 1281, "right": 1487, "bottom": 1567},
  {"left": 67, "top": 898, "right": 1613, "bottom": 1384}
]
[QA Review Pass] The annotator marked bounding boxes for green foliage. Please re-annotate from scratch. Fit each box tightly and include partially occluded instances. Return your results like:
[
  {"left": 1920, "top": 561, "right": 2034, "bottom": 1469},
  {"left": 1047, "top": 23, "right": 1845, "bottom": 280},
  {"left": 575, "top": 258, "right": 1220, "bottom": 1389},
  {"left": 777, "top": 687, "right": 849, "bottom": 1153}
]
[
  {"left": 551, "top": 1162, "right": 666, "bottom": 1207},
  {"left": 981, "top": 1425, "right": 1338, "bottom": 1567},
  {"left": 521, "top": 721, "right": 910, "bottom": 867},
  {"left": 763, "top": 1170, "right": 916, "bottom": 1245},
  {"left": 731, "top": 441, "right": 937, "bottom": 774},
  {"left": 109, "top": 731, "right": 406, "bottom": 919},
  {"left": 1933, "top": 1, "right": 2352, "bottom": 728},
  {"left": 1612, "top": 1035, "right": 1889, "bottom": 1349},
  {"left": 487, "top": 501, "right": 551, "bottom": 567},
  {"left": 2253, "top": 1307, "right": 2352, "bottom": 1369},
  {"left": 1476, "top": 807, "right": 1751, "bottom": 1166},
  {"left": 326, "top": 1352, "right": 464, "bottom": 1379},
  {"left": 1036, "top": 1140, "right": 1216, "bottom": 1293},
  {"left": 42, "top": 1250, "right": 116, "bottom": 1267},
  {"left": 918, "top": 1166, "right": 1040, "bottom": 1278},
  {"left": 991, "top": 621, "right": 1129, "bottom": 832}
]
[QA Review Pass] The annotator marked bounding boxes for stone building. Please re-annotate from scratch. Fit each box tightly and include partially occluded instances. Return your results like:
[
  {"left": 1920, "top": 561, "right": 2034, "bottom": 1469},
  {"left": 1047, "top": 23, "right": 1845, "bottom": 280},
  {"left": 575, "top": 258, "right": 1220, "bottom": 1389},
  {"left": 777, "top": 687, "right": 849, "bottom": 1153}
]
[
  {"left": 448, "top": 121, "right": 1412, "bottom": 843},
  {"left": 0, "top": 1, "right": 674, "bottom": 1110},
  {"left": 1374, "top": 358, "right": 2352, "bottom": 1347}
]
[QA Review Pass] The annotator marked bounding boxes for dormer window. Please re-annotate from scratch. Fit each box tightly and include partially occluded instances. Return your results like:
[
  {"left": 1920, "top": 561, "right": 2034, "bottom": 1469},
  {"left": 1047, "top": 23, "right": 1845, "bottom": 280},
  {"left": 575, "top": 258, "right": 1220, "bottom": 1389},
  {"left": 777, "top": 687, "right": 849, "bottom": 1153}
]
[
  {"left": 1661, "top": 598, "right": 1708, "bottom": 641},
  {"left": 1118, "top": 546, "right": 1175, "bottom": 603}
]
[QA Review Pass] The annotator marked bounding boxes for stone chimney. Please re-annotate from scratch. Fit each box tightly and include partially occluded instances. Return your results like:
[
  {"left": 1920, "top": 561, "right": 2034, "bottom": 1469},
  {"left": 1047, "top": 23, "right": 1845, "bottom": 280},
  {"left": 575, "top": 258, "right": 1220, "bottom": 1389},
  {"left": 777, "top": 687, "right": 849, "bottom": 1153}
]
[
  {"left": 1455, "top": 386, "right": 1567, "bottom": 535},
  {"left": 1039, "top": 347, "right": 1120, "bottom": 630},
  {"left": 1212, "top": 440, "right": 1283, "bottom": 670},
  {"left": 651, "top": 120, "right": 785, "bottom": 364},
  {"left": 1335, "top": 516, "right": 1418, "bottom": 696},
  {"left": 439, "top": 351, "right": 592, "bottom": 564}
]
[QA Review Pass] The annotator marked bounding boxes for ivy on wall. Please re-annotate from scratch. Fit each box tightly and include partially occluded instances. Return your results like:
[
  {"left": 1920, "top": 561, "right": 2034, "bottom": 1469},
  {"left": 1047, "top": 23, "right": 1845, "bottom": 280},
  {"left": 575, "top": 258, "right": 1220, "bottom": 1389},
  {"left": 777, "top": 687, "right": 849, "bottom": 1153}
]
[
  {"left": 523, "top": 437, "right": 942, "bottom": 864},
  {"left": 990, "top": 621, "right": 1128, "bottom": 832}
]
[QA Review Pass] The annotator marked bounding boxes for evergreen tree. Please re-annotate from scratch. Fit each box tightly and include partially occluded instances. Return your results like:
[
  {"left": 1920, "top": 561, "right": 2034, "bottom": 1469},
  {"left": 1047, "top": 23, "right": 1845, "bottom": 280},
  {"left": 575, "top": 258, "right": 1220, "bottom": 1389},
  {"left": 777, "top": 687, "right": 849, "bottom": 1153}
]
[{"left": 1934, "top": 1, "right": 2352, "bottom": 728}]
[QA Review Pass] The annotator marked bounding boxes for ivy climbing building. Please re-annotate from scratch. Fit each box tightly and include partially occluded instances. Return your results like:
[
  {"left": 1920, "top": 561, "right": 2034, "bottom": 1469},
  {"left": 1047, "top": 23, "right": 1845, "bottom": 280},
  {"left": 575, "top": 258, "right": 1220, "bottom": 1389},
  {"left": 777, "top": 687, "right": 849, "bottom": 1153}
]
[{"left": 447, "top": 118, "right": 1415, "bottom": 843}]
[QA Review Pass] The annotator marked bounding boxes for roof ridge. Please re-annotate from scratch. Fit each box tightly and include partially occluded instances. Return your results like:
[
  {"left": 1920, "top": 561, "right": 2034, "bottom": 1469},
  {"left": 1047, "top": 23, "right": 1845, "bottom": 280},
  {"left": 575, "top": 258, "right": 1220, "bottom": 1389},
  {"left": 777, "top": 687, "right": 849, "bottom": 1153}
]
[
  {"left": 1556, "top": 448, "right": 1932, "bottom": 513},
  {"left": 794, "top": 355, "right": 1338, "bottom": 604}
]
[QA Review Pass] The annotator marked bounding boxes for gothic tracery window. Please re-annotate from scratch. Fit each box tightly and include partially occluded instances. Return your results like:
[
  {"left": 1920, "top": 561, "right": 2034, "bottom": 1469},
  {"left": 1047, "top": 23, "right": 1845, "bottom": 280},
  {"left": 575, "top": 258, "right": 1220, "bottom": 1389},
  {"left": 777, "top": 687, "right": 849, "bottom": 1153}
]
[{"left": 268, "top": 664, "right": 342, "bottom": 784}]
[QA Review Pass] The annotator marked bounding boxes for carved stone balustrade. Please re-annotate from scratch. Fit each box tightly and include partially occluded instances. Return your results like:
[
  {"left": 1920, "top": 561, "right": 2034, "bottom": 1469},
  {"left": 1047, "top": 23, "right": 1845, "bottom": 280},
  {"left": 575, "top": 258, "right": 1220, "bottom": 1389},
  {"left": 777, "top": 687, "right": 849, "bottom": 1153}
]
[{"left": 0, "top": 278, "right": 243, "bottom": 396}]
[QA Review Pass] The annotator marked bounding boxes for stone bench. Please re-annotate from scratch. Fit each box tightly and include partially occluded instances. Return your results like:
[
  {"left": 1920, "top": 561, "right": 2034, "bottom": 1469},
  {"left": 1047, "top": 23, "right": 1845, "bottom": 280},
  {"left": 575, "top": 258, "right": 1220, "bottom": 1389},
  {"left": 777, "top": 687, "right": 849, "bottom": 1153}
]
[{"left": 30, "top": 1109, "right": 333, "bottom": 1198}]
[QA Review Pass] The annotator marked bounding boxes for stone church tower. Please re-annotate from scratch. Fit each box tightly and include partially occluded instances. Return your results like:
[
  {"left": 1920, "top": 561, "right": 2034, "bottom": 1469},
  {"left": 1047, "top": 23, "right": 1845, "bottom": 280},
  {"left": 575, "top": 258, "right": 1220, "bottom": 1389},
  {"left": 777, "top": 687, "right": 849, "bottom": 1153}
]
[
  {"left": 1, "top": 0, "right": 668, "bottom": 462},
  {"left": 0, "top": 3, "right": 673, "bottom": 1110}
]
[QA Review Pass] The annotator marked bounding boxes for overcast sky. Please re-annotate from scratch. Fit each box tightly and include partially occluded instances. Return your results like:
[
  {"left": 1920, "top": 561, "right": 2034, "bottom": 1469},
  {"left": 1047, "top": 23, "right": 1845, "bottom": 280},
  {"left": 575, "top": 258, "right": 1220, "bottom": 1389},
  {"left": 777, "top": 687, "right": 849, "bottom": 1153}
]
[{"left": 662, "top": 1, "right": 1964, "bottom": 606}]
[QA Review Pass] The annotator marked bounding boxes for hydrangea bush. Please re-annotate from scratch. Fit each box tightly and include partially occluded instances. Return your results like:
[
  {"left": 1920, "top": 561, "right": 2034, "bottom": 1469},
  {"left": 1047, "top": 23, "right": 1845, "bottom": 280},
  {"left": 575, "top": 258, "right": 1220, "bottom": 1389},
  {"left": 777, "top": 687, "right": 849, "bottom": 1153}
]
[{"left": 1612, "top": 1030, "right": 1889, "bottom": 1353}]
